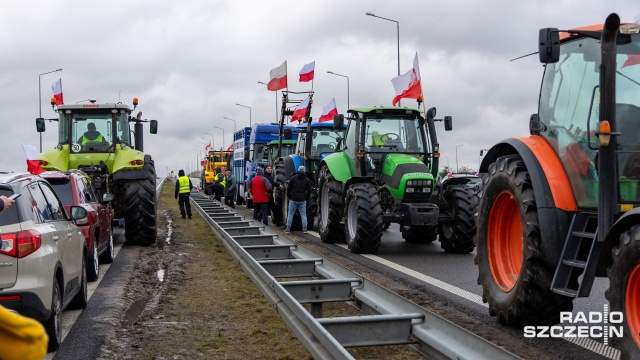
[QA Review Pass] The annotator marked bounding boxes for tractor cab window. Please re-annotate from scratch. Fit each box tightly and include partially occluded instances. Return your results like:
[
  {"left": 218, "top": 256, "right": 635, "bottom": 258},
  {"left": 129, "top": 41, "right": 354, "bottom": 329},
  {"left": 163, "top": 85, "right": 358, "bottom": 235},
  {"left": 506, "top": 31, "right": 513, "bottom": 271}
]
[
  {"left": 364, "top": 116, "right": 425, "bottom": 154},
  {"left": 114, "top": 112, "right": 131, "bottom": 146},
  {"left": 311, "top": 129, "right": 341, "bottom": 157},
  {"left": 253, "top": 144, "right": 266, "bottom": 163}
]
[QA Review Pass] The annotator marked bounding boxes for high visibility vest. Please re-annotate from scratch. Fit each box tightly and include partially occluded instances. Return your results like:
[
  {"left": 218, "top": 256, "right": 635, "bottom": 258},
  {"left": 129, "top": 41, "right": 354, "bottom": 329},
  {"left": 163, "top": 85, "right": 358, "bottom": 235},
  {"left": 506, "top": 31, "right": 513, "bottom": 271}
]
[
  {"left": 214, "top": 173, "right": 226, "bottom": 188},
  {"left": 81, "top": 134, "right": 103, "bottom": 145},
  {"left": 178, "top": 176, "right": 190, "bottom": 194}
]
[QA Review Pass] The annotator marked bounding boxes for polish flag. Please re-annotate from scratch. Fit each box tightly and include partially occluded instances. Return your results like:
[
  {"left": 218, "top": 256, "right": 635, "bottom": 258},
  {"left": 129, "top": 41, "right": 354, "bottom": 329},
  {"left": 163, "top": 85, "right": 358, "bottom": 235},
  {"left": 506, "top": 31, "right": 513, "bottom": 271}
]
[
  {"left": 227, "top": 144, "right": 233, "bottom": 151},
  {"left": 391, "top": 53, "right": 422, "bottom": 106},
  {"left": 52, "top": 78, "right": 64, "bottom": 105},
  {"left": 318, "top": 98, "right": 338, "bottom": 122},
  {"left": 299, "top": 61, "right": 315, "bottom": 82},
  {"left": 22, "top": 144, "right": 45, "bottom": 175},
  {"left": 291, "top": 96, "right": 310, "bottom": 122},
  {"left": 622, "top": 15, "right": 640, "bottom": 68},
  {"left": 205, "top": 142, "right": 211, "bottom": 150},
  {"left": 267, "top": 61, "right": 288, "bottom": 91}
]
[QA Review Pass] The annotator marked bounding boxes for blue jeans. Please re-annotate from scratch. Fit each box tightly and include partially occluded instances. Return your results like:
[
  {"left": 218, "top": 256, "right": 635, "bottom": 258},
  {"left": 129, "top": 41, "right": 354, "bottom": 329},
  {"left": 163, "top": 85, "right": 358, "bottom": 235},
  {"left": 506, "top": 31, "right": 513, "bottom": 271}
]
[{"left": 286, "top": 200, "right": 307, "bottom": 229}]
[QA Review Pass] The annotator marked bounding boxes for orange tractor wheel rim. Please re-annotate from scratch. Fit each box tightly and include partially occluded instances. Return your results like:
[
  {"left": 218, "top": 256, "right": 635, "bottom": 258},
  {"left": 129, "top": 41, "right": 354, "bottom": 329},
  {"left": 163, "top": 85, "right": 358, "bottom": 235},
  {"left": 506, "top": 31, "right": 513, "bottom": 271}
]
[
  {"left": 627, "top": 264, "right": 640, "bottom": 347},
  {"left": 487, "top": 191, "right": 523, "bottom": 292}
]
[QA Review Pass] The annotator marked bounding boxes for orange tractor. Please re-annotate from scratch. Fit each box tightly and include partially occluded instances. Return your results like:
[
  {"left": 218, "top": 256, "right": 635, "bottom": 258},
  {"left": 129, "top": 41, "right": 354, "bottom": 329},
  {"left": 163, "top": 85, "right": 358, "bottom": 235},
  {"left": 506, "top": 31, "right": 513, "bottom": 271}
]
[{"left": 476, "top": 14, "right": 639, "bottom": 357}]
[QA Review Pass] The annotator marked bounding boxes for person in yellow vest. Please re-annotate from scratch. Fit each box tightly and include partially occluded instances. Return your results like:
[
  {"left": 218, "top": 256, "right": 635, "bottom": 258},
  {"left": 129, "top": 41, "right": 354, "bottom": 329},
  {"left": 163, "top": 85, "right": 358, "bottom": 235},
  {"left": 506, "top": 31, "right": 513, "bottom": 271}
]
[
  {"left": 0, "top": 305, "right": 48, "bottom": 360},
  {"left": 207, "top": 167, "right": 226, "bottom": 201},
  {"left": 174, "top": 169, "right": 193, "bottom": 219},
  {"left": 77, "top": 122, "right": 108, "bottom": 150}
]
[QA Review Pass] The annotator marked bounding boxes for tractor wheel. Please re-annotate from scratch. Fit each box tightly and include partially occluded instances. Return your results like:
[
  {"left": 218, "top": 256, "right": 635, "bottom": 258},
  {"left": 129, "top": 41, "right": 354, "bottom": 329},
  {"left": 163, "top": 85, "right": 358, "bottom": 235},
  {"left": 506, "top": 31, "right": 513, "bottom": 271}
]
[
  {"left": 306, "top": 191, "right": 317, "bottom": 231},
  {"left": 438, "top": 184, "right": 478, "bottom": 253},
  {"left": 274, "top": 161, "right": 288, "bottom": 225},
  {"left": 344, "top": 182, "right": 384, "bottom": 254},
  {"left": 476, "top": 155, "right": 572, "bottom": 325},
  {"left": 124, "top": 156, "right": 157, "bottom": 245},
  {"left": 401, "top": 225, "right": 438, "bottom": 244},
  {"left": 318, "top": 165, "right": 345, "bottom": 243},
  {"left": 606, "top": 225, "right": 640, "bottom": 358}
]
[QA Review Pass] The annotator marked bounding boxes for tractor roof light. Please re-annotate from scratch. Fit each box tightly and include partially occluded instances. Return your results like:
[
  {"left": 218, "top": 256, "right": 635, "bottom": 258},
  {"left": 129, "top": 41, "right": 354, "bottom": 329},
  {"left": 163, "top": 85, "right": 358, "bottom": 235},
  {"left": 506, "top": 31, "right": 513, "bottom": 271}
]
[{"left": 598, "top": 121, "right": 611, "bottom": 147}]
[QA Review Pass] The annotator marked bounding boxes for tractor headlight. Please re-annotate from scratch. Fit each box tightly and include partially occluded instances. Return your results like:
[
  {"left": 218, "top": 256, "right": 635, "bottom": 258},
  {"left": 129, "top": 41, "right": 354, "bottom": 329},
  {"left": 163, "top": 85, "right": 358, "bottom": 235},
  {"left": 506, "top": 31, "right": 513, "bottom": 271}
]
[{"left": 406, "top": 187, "right": 415, "bottom": 193}]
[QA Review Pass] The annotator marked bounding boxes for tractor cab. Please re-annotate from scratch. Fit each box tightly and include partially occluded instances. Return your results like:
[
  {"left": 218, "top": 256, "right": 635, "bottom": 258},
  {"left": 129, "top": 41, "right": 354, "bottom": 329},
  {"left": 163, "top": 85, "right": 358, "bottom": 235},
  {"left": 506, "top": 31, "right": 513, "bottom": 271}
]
[{"left": 294, "top": 122, "right": 343, "bottom": 172}]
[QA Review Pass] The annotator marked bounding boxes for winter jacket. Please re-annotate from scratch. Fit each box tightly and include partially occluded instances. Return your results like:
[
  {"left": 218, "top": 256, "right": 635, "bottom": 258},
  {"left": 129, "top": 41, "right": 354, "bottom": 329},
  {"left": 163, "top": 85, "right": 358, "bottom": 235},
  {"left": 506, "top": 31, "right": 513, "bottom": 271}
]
[
  {"left": 223, "top": 175, "right": 237, "bottom": 196},
  {"left": 250, "top": 175, "right": 272, "bottom": 203},
  {"left": 0, "top": 305, "right": 48, "bottom": 360},
  {"left": 287, "top": 172, "right": 311, "bottom": 202}
]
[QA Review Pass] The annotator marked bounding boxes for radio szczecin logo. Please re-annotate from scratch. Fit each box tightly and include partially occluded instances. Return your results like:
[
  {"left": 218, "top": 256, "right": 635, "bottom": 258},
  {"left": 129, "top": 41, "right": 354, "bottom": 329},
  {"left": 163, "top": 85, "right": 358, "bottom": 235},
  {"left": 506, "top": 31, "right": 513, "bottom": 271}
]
[{"left": 523, "top": 305, "right": 623, "bottom": 345}]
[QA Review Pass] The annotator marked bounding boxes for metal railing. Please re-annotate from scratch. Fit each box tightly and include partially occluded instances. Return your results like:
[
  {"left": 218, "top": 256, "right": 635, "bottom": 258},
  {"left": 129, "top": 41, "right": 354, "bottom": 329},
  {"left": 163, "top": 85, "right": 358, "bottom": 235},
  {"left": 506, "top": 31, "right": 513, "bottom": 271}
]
[{"left": 189, "top": 193, "right": 520, "bottom": 360}]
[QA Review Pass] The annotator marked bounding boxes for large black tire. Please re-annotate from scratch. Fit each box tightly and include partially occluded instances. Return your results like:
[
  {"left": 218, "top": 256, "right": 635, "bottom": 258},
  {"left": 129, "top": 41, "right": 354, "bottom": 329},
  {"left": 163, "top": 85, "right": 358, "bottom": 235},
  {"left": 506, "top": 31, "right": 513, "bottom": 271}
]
[
  {"left": 438, "top": 184, "right": 478, "bottom": 253},
  {"left": 43, "top": 276, "right": 62, "bottom": 352},
  {"left": 344, "top": 182, "right": 384, "bottom": 254},
  {"left": 124, "top": 156, "right": 157, "bottom": 245},
  {"left": 476, "top": 155, "right": 573, "bottom": 326},
  {"left": 606, "top": 225, "right": 640, "bottom": 359},
  {"left": 318, "top": 166, "right": 345, "bottom": 243},
  {"left": 401, "top": 225, "right": 438, "bottom": 244}
]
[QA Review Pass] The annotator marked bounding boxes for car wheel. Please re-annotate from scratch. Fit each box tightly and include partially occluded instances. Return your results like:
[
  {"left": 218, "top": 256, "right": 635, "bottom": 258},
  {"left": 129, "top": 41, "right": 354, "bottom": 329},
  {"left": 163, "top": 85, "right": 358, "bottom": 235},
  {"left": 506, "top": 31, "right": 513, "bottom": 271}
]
[
  {"left": 87, "top": 242, "right": 99, "bottom": 282},
  {"left": 70, "top": 255, "right": 88, "bottom": 310},
  {"left": 99, "top": 231, "right": 115, "bottom": 264},
  {"left": 43, "top": 277, "right": 63, "bottom": 352}
]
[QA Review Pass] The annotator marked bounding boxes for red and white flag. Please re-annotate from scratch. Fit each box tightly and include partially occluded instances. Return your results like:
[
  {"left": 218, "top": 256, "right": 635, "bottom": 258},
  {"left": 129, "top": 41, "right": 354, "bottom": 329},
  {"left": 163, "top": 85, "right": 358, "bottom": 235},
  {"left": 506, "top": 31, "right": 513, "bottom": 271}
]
[
  {"left": 299, "top": 61, "right": 315, "bottom": 82},
  {"left": 205, "top": 142, "right": 211, "bottom": 150},
  {"left": 291, "top": 96, "right": 310, "bottom": 122},
  {"left": 391, "top": 53, "right": 422, "bottom": 106},
  {"left": 622, "top": 14, "right": 640, "bottom": 68},
  {"left": 22, "top": 144, "right": 45, "bottom": 175},
  {"left": 318, "top": 98, "right": 338, "bottom": 122},
  {"left": 227, "top": 144, "right": 233, "bottom": 151},
  {"left": 267, "top": 61, "right": 288, "bottom": 91},
  {"left": 52, "top": 78, "right": 64, "bottom": 105}
]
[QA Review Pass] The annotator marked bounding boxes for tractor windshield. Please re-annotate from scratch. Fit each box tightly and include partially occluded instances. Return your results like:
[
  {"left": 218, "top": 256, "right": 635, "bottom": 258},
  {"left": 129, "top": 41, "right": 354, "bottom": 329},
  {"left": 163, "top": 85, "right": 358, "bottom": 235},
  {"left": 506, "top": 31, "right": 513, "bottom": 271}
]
[
  {"left": 364, "top": 115, "right": 425, "bottom": 154},
  {"left": 310, "top": 128, "right": 341, "bottom": 157},
  {"left": 61, "top": 111, "right": 131, "bottom": 153},
  {"left": 538, "top": 33, "right": 640, "bottom": 207}
]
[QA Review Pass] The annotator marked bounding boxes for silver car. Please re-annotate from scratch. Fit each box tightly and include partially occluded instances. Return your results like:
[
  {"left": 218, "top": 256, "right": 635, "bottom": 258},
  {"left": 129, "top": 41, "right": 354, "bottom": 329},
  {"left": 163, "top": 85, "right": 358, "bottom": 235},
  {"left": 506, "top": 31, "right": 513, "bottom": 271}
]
[{"left": 0, "top": 172, "right": 88, "bottom": 352}]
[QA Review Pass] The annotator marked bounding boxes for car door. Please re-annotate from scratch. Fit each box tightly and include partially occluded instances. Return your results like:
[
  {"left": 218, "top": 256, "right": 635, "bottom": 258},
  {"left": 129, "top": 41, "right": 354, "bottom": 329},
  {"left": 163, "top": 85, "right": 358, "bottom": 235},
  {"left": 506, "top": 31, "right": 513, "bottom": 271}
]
[
  {"left": 38, "top": 182, "right": 83, "bottom": 298},
  {"left": 82, "top": 177, "right": 110, "bottom": 248}
]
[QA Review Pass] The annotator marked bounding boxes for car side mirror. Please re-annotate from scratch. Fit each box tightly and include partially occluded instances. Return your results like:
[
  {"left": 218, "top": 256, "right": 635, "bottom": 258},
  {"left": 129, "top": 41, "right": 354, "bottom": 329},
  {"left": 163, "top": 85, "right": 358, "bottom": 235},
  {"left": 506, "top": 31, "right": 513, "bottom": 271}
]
[
  {"left": 333, "top": 114, "right": 344, "bottom": 130},
  {"left": 150, "top": 120, "right": 158, "bottom": 134},
  {"left": 36, "top": 118, "right": 46, "bottom": 133},
  {"left": 444, "top": 116, "right": 452, "bottom": 131},
  {"left": 284, "top": 128, "right": 292, "bottom": 140},
  {"left": 102, "top": 193, "right": 114, "bottom": 203},
  {"left": 539, "top": 28, "right": 560, "bottom": 63},
  {"left": 70, "top": 206, "right": 87, "bottom": 220}
]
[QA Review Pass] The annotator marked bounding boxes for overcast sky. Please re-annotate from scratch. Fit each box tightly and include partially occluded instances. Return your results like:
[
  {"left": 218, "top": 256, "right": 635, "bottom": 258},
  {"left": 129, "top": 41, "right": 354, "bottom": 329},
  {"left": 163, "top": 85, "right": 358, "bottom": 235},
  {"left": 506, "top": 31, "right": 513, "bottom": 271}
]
[{"left": 1, "top": 0, "right": 637, "bottom": 176}]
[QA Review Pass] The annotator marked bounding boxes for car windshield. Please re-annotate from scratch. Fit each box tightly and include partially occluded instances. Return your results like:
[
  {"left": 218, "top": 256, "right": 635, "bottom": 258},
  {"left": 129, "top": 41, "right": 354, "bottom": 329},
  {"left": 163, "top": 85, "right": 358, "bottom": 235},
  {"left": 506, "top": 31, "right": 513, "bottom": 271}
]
[
  {"left": 46, "top": 179, "right": 73, "bottom": 205},
  {"left": 364, "top": 115, "right": 425, "bottom": 153}
]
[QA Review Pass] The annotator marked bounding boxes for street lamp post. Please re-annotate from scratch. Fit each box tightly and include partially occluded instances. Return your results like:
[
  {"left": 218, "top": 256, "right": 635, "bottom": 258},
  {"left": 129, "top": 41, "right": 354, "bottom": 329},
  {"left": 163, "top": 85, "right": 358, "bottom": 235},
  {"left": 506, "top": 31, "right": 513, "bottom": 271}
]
[
  {"left": 213, "top": 126, "right": 225, "bottom": 151},
  {"left": 258, "top": 81, "right": 277, "bottom": 121},
  {"left": 455, "top": 145, "right": 464, "bottom": 173},
  {"left": 223, "top": 117, "right": 237, "bottom": 135},
  {"left": 442, "top": 155, "right": 450, "bottom": 171},
  {"left": 39, "top": 68, "right": 63, "bottom": 152},
  {"left": 235, "top": 103, "right": 252, "bottom": 128},
  {"left": 326, "top": 71, "right": 350, "bottom": 109},
  {"left": 366, "top": 12, "right": 400, "bottom": 105}
]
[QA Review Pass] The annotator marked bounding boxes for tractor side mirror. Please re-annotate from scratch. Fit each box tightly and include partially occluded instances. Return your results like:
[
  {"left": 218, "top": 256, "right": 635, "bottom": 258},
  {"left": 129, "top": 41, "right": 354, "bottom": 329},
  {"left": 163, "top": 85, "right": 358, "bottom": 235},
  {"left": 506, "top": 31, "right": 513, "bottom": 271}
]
[
  {"left": 36, "top": 118, "right": 46, "bottom": 133},
  {"left": 444, "top": 116, "right": 453, "bottom": 131},
  {"left": 149, "top": 120, "right": 158, "bottom": 134},
  {"left": 284, "top": 128, "right": 292, "bottom": 140},
  {"left": 539, "top": 28, "right": 560, "bottom": 63},
  {"left": 333, "top": 114, "right": 344, "bottom": 130}
]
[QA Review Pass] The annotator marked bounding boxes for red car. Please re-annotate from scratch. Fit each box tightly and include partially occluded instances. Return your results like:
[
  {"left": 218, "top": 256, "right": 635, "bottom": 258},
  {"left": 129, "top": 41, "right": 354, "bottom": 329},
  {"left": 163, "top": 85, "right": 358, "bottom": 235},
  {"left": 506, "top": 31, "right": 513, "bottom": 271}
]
[{"left": 41, "top": 170, "right": 114, "bottom": 281}]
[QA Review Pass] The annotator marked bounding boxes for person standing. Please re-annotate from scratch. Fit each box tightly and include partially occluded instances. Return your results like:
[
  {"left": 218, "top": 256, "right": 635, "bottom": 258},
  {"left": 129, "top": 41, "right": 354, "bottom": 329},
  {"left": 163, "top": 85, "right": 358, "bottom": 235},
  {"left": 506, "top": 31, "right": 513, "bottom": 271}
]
[
  {"left": 223, "top": 169, "right": 236, "bottom": 208},
  {"left": 174, "top": 169, "right": 193, "bottom": 219},
  {"left": 263, "top": 165, "right": 282, "bottom": 225},
  {"left": 250, "top": 167, "right": 271, "bottom": 225},
  {"left": 285, "top": 166, "right": 312, "bottom": 234}
]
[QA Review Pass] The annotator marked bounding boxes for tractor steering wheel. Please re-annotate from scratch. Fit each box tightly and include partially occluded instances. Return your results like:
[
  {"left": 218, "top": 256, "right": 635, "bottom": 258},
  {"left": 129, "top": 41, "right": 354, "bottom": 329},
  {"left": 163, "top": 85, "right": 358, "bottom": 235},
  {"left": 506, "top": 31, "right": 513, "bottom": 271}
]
[{"left": 381, "top": 133, "right": 400, "bottom": 141}]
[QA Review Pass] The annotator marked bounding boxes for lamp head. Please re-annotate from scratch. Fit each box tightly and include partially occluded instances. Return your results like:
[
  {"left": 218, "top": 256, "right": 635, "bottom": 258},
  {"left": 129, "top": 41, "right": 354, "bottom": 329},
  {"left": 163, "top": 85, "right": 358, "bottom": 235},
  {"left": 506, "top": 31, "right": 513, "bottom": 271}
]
[{"left": 366, "top": 12, "right": 375, "bottom": 16}]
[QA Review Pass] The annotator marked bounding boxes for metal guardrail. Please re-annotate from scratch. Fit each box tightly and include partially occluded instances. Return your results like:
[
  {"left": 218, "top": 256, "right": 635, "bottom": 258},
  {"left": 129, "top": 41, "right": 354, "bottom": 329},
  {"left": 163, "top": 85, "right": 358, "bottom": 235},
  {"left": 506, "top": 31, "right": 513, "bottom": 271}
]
[{"left": 189, "top": 193, "right": 521, "bottom": 360}]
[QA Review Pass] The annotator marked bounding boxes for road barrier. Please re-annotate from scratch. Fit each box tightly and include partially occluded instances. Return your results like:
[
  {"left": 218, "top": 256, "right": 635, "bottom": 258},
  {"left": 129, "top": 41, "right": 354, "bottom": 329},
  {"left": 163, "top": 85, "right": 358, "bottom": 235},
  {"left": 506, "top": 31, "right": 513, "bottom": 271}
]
[{"left": 190, "top": 193, "right": 520, "bottom": 360}]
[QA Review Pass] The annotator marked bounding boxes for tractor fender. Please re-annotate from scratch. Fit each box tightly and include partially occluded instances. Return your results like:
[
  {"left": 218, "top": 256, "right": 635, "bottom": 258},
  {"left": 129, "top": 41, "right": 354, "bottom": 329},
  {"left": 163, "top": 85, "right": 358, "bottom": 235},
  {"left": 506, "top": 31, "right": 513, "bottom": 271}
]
[
  {"left": 279, "top": 155, "right": 298, "bottom": 181},
  {"left": 480, "top": 137, "right": 574, "bottom": 270},
  {"left": 320, "top": 152, "right": 355, "bottom": 184},
  {"left": 595, "top": 207, "right": 640, "bottom": 276},
  {"left": 112, "top": 169, "right": 147, "bottom": 181}
]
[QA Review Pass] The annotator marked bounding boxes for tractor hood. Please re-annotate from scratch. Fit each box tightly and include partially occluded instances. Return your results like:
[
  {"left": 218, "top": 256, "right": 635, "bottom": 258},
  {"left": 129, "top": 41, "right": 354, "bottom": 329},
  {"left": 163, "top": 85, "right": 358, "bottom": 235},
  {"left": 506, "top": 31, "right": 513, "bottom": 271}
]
[
  {"left": 40, "top": 144, "right": 145, "bottom": 173},
  {"left": 381, "top": 153, "right": 434, "bottom": 199}
]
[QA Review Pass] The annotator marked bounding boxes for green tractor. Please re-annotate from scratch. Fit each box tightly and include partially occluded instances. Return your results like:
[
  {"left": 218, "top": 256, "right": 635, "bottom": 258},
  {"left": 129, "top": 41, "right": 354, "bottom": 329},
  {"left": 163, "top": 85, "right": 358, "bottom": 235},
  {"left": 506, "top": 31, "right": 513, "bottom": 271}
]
[
  {"left": 36, "top": 98, "right": 159, "bottom": 245},
  {"left": 318, "top": 107, "right": 478, "bottom": 254}
]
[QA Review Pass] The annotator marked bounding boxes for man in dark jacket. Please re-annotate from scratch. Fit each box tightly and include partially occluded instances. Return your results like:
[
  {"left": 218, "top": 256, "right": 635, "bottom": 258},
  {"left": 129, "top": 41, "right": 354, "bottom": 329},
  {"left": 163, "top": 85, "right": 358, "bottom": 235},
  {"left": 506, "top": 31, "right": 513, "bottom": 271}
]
[
  {"left": 285, "top": 166, "right": 312, "bottom": 233},
  {"left": 263, "top": 165, "right": 282, "bottom": 225},
  {"left": 174, "top": 169, "right": 193, "bottom": 219},
  {"left": 223, "top": 169, "right": 236, "bottom": 208}
]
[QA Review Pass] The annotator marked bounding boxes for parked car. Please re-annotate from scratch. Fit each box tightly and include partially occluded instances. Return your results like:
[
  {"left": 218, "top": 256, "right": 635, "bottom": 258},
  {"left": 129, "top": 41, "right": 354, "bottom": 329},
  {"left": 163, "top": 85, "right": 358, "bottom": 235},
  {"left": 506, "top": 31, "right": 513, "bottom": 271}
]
[
  {"left": 0, "top": 172, "right": 88, "bottom": 351},
  {"left": 41, "top": 170, "right": 114, "bottom": 282},
  {"left": 441, "top": 172, "right": 483, "bottom": 193}
]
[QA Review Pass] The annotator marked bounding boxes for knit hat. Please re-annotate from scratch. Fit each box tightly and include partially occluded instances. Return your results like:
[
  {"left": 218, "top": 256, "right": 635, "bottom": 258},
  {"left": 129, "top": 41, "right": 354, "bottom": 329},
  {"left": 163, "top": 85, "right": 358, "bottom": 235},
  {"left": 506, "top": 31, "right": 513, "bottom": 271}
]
[
  {"left": 256, "top": 167, "right": 264, "bottom": 175},
  {"left": 298, "top": 165, "right": 305, "bottom": 173},
  {"left": 178, "top": 170, "right": 185, "bottom": 176}
]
